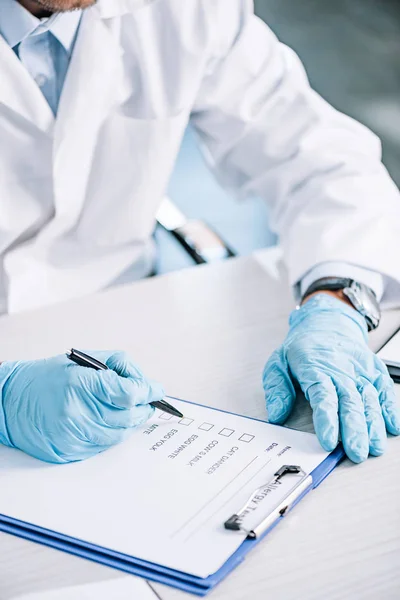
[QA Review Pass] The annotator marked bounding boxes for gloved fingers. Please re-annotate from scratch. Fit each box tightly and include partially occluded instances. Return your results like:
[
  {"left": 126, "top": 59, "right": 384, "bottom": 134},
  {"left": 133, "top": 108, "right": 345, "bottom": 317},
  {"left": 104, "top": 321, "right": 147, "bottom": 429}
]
[
  {"left": 57, "top": 429, "right": 135, "bottom": 463},
  {"left": 336, "top": 379, "right": 369, "bottom": 463},
  {"left": 263, "top": 348, "right": 296, "bottom": 424},
  {"left": 103, "top": 351, "right": 145, "bottom": 379},
  {"left": 358, "top": 379, "right": 387, "bottom": 456},
  {"left": 93, "top": 402, "right": 155, "bottom": 430},
  {"left": 56, "top": 440, "right": 112, "bottom": 464},
  {"left": 75, "top": 350, "right": 149, "bottom": 382},
  {"left": 83, "top": 368, "right": 165, "bottom": 409},
  {"left": 379, "top": 385, "right": 400, "bottom": 436},
  {"left": 79, "top": 350, "right": 147, "bottom": 380},
  {"left": 102, "top": 351, "right": 165, "bottom": 409},
  {"left": 305, "top": 377, "right": 339, "bottom": 452},
  {"left": 373, "top": 358, "right": 400, "bottom": 436},
  {"left": 53, "top": 405, "right": 153, "bottom": 463}
]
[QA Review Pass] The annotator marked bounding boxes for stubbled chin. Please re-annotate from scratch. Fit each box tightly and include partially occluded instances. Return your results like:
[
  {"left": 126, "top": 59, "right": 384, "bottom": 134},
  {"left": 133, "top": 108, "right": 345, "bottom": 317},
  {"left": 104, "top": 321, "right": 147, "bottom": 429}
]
[{"left": 35, "top": 0, "right": 97, "bottom": 11}]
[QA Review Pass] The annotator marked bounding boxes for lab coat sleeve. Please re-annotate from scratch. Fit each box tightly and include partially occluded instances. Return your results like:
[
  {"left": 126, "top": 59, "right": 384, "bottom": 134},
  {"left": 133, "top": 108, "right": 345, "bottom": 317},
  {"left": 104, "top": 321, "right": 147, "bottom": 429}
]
[
  {"left": 299, "top": 262, "right": 385, "bottom": 302},
  {"left": 190, "top": 0, "right": 400, "bottom": 307}
]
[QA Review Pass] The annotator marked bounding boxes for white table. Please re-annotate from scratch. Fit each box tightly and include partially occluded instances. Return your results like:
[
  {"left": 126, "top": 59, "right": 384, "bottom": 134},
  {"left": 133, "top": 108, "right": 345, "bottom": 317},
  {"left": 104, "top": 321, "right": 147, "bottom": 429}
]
[{"left": 1, "top": 249, "right": 400, "bottom": 600}]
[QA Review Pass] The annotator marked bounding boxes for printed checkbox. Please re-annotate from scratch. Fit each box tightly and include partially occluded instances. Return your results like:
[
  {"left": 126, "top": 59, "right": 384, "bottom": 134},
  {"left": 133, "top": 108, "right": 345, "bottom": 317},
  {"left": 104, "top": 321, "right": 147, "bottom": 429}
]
[
  {"left": 179, "top": 417, "right": 194, "bottom": 426},
  {"left": 239, "top": 433, "right": 255, "bottom": 443},
  {"left": 199, "top": 422, "right": 214, "bottom": 432},
  {"left": 159, "top": 413, "right": 173, "bottom": 420},
  {"left": 218, "top": 428, "right": 234, "bottom": 437}
]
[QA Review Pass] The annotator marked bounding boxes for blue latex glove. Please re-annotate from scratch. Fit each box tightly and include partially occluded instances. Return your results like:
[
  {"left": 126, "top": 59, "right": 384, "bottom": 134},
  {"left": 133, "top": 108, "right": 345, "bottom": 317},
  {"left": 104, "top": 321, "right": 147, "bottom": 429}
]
[
  {"left": 263, "top": 294, "right": 400, "bottom": 463},
  {"left": 0, "top": 351, "right": 164, "bottom": 463}
]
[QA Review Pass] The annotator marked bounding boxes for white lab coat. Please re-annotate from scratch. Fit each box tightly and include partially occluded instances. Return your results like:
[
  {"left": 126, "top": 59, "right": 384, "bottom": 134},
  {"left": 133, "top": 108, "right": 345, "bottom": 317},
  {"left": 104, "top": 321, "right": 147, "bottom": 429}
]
[{"left": 0, "top": 0, "right": 399, "bottom": 313}]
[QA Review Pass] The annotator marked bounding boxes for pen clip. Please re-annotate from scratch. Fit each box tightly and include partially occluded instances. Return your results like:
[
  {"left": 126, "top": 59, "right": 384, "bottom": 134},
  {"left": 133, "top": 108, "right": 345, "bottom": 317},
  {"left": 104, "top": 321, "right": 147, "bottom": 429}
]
[{"left": 224, "top": 464, "right": 311, "bottom": 539}]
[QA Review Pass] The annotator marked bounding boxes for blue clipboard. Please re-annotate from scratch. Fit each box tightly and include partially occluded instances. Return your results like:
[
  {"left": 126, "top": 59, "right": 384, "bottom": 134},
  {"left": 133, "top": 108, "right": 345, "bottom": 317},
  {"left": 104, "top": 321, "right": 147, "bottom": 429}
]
[{"left": 0, "top": 399, "right": 345, "bottom": 596}]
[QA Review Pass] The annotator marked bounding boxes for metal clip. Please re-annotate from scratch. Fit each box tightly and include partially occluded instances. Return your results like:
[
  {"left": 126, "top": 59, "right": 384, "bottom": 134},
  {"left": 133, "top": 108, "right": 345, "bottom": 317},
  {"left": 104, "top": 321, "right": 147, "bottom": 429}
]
[{"left": 224, "top": 464, "right": 311, "bottom": 539}]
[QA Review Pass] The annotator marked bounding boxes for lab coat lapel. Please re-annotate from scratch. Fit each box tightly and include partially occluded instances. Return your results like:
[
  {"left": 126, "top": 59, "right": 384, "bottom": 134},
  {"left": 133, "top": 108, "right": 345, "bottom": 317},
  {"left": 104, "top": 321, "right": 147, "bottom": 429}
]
[
  {"left": 0, "top": 35, "right": 54, "bottom": 133},
  {"left": 51, "top": 7, "right": 125, "bottom": 233}
]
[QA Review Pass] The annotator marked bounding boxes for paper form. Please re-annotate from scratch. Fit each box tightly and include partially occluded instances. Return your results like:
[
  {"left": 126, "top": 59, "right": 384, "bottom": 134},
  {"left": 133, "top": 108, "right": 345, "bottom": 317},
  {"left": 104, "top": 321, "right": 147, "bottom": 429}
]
[{"left": 0, "top": 399, "right": 328, "bottom": 579}]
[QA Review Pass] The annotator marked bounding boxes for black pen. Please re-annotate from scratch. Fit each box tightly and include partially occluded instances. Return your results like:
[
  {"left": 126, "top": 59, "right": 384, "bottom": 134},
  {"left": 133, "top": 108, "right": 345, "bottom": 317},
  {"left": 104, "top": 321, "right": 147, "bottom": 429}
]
[{"left": 66, "top": 348, "right": 183, "bottom": 419}]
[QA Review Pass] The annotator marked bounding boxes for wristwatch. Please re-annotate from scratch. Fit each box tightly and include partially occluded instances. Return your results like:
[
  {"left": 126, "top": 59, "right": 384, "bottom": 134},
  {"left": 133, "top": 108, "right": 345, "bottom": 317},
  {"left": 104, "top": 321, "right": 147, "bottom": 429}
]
[{"left": 302, "top": 277, "right": 381, "bottom": 331}]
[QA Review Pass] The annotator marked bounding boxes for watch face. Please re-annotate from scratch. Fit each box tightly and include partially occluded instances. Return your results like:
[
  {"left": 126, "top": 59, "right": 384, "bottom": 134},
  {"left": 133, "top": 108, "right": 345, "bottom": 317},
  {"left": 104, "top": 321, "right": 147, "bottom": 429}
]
[
  {"left": 343, "top": 283, "right": 381, "bottom": 331},
  {"left": 362, "top": 290, "right": 379, "bottom": 316}
]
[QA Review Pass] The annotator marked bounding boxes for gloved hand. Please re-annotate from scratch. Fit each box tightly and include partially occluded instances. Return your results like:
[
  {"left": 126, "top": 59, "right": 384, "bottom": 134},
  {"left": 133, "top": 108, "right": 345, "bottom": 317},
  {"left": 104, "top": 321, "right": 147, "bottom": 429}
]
[
  {"left": 263, "top": 294, "right": 400, "bottom": 463},
  {"left": 0, "top": 351, "right": 164, "bottom": 464}
]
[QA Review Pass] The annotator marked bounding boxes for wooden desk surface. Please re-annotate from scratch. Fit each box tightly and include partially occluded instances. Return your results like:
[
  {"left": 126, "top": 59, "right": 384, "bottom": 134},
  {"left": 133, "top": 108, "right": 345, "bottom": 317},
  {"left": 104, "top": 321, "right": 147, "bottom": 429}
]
[{"left": 1, "top": 250, "right": 399, "bottom": 600}]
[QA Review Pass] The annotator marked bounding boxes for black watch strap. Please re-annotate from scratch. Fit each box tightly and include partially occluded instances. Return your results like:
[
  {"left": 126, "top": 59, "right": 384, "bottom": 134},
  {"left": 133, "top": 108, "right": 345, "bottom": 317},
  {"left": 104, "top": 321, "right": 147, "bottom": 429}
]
[{"left": 302, "top": 277, "right": 353, "bottom": 301}]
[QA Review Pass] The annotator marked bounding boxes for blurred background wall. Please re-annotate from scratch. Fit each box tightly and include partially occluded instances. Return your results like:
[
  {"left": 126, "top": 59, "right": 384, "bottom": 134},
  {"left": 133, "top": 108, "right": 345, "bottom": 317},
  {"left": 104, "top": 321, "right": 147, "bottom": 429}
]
[
  {"left": 157, "top": 0, "right": 400, "bottom": 273},
  {"left": 254, "top": 0, "right": 400, "bottom": 185}
]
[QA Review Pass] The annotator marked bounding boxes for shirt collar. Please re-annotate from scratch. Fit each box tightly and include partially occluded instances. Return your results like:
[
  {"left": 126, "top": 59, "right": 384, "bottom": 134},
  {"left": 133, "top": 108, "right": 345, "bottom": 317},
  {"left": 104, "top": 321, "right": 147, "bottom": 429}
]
[{"left": 0, "top": 0, "right": 81, "bottom": 55}]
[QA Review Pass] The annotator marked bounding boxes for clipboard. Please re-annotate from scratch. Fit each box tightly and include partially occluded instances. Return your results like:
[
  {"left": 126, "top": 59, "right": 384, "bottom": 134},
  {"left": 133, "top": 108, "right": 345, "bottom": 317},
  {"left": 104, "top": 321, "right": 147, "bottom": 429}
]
[{"left": 0, "top": 399, "right": 345, "bottom": 597}]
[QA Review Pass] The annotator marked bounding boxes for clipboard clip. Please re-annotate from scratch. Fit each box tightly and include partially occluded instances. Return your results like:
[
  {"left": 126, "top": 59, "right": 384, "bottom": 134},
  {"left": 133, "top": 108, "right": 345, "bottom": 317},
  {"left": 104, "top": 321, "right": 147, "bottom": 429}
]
[{"left": 224, "top": 464, "right": 312, "bottom": 540}]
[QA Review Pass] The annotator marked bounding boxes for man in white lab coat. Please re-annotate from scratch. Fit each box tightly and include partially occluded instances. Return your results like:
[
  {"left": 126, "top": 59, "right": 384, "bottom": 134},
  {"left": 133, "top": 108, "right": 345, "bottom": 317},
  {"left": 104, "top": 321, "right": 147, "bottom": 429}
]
[{"left": 0, "top": 0, "right": 399, "bottom": 464}]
